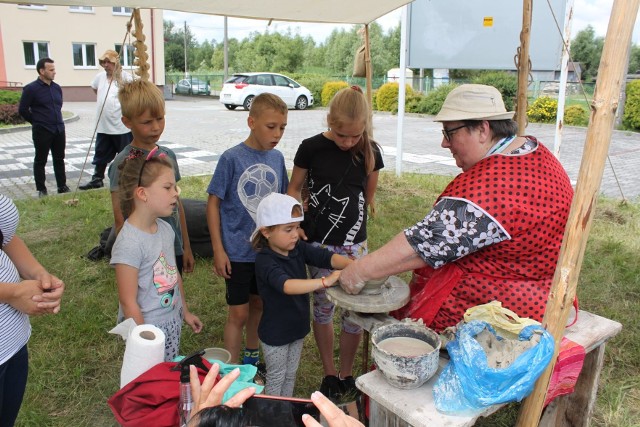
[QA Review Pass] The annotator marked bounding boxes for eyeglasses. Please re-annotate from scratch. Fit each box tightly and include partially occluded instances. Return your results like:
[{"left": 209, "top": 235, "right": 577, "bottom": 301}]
[{"left": 441, "top": 124, "right": 468, "bottom": 142}]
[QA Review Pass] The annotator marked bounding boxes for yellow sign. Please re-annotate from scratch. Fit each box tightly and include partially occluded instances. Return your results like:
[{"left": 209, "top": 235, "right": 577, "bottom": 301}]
[{"left": 483, "top": 17, "right": 494, "bottom": 27}]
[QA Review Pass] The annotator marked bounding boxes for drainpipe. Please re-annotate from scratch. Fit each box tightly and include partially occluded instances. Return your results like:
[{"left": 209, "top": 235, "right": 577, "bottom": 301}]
[{"left": 150, "top": 9, "right": 156, "bottom": 83}]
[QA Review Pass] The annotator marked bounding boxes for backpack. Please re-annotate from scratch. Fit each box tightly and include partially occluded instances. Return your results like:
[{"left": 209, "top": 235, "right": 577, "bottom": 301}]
[{"left": 85, "top": 226, "right": 113, "bottom": 261}]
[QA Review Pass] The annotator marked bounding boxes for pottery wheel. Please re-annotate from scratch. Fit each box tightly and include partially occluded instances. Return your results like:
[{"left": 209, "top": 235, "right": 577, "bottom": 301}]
[{"left": 326, "top": 276, "right": 410, "bottom": 313}]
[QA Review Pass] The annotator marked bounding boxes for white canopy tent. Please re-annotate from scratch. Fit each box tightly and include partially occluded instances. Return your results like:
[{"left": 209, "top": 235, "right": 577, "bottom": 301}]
[{"left": 1, "top": 0, "right": 412, "bottom": 24}]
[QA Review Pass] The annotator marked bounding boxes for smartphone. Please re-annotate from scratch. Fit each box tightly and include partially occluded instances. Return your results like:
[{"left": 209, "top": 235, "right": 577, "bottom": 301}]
[{"left": 243, "top": 394, "right": 320, "bottom": 427}]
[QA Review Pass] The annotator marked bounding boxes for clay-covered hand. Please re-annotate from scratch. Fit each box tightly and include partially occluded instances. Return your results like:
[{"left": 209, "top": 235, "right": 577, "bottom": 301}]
[
  {"left": 325, "top": 270, "right": 342, "bottom": 287},
  {"left": 338, "top": 262, "right": 367, "bottom": 295},
  {"left": 302, "top": 391, "right": 364, "bottom": 427},
  {"left": 189, "top": 364, "right": 256, "bottom": 413}
]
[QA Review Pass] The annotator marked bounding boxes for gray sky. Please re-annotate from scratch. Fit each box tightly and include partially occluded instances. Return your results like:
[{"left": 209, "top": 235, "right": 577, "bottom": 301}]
[{"left": 164, "top": 0, "right": 640, "bottom": 45}]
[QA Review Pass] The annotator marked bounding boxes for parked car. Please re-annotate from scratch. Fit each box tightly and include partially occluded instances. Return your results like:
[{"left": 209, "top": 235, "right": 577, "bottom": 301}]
[
  {"left": 175, "top": 78, "right": 210, "bottom": 96},
  {"left": 220, "top": 72, "right": 314, "bottom": 111}
]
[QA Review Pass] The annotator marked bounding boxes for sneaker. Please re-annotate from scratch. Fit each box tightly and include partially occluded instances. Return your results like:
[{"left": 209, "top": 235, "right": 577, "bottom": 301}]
[
  {"left": 253, "top": 362, "right": 267, "bottom": 386},
  {"left": 79, "top": 179, "right": 104, "bottom": 190},
  {"left": 320, "top": 375, "right": 343, "bottom": 401},
  {"left": 57, "top": 185, "right": 71, "bottom": 194},
  {"left": 340, "top": 376, "right": 361, "bottom": 400}
]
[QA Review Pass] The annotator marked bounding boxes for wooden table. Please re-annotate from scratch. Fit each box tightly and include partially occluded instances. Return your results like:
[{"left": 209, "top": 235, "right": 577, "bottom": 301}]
[{"left": 353, "top": 310, "right": 622, "bottom": 427}]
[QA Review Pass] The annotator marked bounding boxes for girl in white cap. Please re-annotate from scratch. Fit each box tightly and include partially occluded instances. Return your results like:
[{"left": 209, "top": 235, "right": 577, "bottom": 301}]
[{"left": 251, "top": 193, "right": 352, "bottom": 397}]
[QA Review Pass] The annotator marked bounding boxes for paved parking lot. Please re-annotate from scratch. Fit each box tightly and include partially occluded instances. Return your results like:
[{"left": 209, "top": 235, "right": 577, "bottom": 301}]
[{"left": 1, "top": 95, "right": 639, "bottom": 201}]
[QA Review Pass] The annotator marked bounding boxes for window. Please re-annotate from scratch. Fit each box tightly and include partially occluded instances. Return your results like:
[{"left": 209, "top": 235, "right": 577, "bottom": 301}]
[
  {"left": 18, "top": 4, "right": 47, "bottom": 10},
  {"left": 115, "top": 44, "right": 135, "bottom": 67},
  {"left": 112, "top": 6, "right": 133, "bottom": 15},
  {"left": 274, "top": 75, "right": 294, "bottom": 87},
  {"left": 69, "top": 5, "right": 93, "bottom": 13},
  {"left": 72, "top": 43, "right": 96, "bottom": 68},
  {"left": 23, "top": 41, "right": 49, "bottom": 67}
]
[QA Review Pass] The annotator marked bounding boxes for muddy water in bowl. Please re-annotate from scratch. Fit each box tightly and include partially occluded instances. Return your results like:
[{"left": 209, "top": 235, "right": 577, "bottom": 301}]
[
  {"left": 360, "top": 276, "right": 390, "bottom": 295},
  {"left": 372, "top": 321, "right": 441, "bottom": 389}
]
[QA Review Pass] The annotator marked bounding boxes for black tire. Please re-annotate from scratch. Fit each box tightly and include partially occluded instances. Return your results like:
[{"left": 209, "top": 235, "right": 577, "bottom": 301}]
[
  {"left": 295, "top": 96, "right": 309, "bottom": 110},
  {"left": 243, "top": 95, "right": 255, "bottom": 111},
  {"left": 224, "top": 104, "right": 237, "bottom": 110}
]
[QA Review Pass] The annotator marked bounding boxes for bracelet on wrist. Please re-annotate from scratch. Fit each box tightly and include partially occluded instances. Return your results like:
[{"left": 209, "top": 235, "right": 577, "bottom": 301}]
[{"left": 321, "top": 276, "right": 327, "bottom": 288}]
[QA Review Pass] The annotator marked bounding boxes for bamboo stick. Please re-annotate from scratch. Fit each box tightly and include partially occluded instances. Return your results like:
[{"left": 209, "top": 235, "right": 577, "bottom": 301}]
[
  {"left": 515, "top": 0, "right": 639, "bottom": 425},
  {"left": 516, "top": 0, "right": 532, "bottom": 135}
]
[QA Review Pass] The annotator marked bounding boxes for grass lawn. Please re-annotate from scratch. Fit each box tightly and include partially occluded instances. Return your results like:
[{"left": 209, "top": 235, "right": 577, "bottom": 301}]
[{"left": 12, "top": 173, "right": 640, "bottom": 426}]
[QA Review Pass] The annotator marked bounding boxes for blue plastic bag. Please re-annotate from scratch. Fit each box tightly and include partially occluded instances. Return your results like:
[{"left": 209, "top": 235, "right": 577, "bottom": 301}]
[{"left": 433, "top": 320, "right": 554, "bottom": 415}]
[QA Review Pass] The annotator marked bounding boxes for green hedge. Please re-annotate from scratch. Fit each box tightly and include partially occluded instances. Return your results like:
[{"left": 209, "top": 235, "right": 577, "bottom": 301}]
[
  {"left": 0, "top": 90, "right": 21, "bottom": 105},
  {"left": 375, "top": 82, "right": 414, "bottom": 112},
  {"left": 527, "top": 97, "right": 558, "bottom": 123},
  {"left": 472, "top": 72, "right": 518, "bottom": 111},
  {"left": 623, "top": 80, "right": 640, "bottom": 130},
  {"left": 321, "top": 81, "right": 349, "bottom": 107},
  {"left": 564, "top": 104, "right": 589, "bottom": 127},
  {"left": 415, "top": 84, "right": 458, "bottom": 115}
]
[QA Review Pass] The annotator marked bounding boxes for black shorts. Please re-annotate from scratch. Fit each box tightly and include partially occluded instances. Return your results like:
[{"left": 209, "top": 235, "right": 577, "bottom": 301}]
[{"left": 225, "top": 262, "right": 259, "bottom": 305}]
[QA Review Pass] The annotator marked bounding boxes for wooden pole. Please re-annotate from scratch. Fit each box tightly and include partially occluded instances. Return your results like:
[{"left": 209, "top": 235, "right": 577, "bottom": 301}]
[
  {"left": 515, "top": 0, "right": 639, "bottom": 425},
  {"left": 516, "top": 0, "right": 532, "bottom": 135},
  {"left": 364, "top": 23, "right": 374, "bottom": 138}
]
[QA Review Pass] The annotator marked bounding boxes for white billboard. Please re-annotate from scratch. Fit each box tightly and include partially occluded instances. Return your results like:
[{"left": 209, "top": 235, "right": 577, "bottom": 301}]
[{"left": 407, "top": 0, "right": 567, "bottom": 70}]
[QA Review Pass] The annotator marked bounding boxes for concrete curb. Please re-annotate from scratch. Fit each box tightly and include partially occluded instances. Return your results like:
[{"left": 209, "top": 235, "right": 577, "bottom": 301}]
[{"left": 0, "top": 112, "right": 80, "bottom": 135}]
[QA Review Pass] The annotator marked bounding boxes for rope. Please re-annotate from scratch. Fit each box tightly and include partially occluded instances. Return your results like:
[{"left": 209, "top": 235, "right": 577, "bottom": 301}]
[
  {"left": 70, "top": 12, "right": 137, "bottom": 203},
  {"left": 543, "top": 0, "right": 627, "bottom": 200}
]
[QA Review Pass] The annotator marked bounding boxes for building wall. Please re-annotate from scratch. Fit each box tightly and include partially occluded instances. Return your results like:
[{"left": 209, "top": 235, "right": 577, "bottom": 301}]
[{"left": 0, "top": 4, "right": 164, "bottom": 101}]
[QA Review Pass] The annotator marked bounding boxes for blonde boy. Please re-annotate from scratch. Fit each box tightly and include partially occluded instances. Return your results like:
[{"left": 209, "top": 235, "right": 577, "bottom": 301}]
[
  {"left": 206, "top": 93, "right": 289, "bottom": 365},
  {"left": 108, "top": 80, "right": 194, "bottom": 274}
]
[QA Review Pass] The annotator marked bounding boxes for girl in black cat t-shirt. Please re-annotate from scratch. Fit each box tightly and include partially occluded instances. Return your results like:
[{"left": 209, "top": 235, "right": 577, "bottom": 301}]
[{"left": 287, "top": 86, "right": 384, "bottom": 399}]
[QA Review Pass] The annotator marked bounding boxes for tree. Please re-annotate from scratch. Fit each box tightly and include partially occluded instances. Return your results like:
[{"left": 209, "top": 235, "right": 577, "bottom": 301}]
[
  {"left": 323, "top": 27, "right": 360, "bottom": 74},
  {"left": 570, "top": 25, "right": 604, "bottom": 82},
  {"left": 163, "top": 20, "right": 198, "bottom": 73},
  {"left": 194, "top": 39, "right": 215, "bottom": 71},
  {"left": 628, "top": 44, "right": 640, "bottom": 75}
]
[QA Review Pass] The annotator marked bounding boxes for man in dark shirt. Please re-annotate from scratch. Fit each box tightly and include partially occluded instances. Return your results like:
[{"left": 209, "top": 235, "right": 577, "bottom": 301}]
[{"left": 18, "top": 57, "right": 69, "bottom": 197}]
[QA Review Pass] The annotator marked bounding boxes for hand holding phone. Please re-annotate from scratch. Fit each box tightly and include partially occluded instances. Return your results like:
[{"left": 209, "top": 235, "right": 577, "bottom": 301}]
[{"left": 243, "top": 394, "right": 320, "bottom": 427}]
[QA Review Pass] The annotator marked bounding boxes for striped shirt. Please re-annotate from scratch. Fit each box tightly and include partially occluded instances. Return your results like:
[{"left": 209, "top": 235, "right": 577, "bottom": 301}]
[{"left": 0, "top": 194, "right": 31, "bottom": 364}]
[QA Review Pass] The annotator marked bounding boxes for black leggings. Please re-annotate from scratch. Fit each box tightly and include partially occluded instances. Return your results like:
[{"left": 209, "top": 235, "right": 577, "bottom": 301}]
[{"left": 0, "top": 344, "right": 28, "bottom": 427}]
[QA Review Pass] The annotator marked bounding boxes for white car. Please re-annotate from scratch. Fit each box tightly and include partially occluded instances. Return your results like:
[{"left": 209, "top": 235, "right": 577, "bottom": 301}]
[{"left": 220, "top": 72, "right": 314, "bottom": 111}]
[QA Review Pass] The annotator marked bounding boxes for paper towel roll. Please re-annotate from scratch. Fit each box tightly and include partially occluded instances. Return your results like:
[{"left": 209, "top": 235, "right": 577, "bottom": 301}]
[{"left": 120, "top": 324, "right": 166, "bottom": 388}]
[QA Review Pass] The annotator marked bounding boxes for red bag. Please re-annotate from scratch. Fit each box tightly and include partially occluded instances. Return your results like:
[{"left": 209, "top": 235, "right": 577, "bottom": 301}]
[{"left": 108, "top": 361, "right": 214, "bottom": 427}]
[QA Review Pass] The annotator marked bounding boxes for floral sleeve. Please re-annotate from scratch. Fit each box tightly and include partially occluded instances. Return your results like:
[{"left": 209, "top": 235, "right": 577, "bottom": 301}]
[{"left": 403, "top": 196, "right": 510, "bottom": 268}]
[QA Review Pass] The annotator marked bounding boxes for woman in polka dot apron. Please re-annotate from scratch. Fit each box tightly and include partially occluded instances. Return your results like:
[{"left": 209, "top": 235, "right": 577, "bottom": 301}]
[{"left": 339, "top": 84, "right": 574, "bottom": 332}]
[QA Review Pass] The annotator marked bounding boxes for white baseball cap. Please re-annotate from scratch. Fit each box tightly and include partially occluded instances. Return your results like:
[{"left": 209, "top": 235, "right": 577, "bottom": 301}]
[{"left": 251, "top": 193, "right": 304, "bottom": 240}]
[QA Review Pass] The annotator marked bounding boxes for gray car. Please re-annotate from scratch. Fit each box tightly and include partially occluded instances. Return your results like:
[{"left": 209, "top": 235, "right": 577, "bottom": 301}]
[{"left": 175, "top": 78, "right": 210, "bottom": 96}]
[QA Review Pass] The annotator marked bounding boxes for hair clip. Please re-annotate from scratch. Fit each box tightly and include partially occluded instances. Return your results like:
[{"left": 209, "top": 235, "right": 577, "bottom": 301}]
[
  {"left": 146, "top": 146, "right": 167, "bottom": 160},
  {"left": 351, "top": 85, "right": 363, "bottom": 94},
  {"left": 146, "top": 146, "right": 158, "bottom": 160}
]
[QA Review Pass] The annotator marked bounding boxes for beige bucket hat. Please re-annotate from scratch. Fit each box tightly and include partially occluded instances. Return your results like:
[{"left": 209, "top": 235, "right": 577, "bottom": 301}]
[
  {"left": 98, "top": 49, "right": 119, "bottom": 64},
  {"left": 434, "top": 84, "right": 515, "bottom": 122}
]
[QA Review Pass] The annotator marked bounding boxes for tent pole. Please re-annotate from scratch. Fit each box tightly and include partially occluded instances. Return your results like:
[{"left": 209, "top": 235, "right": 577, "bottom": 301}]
[
  {"left": 516, "top": 0, "right": 532, "bottom": 135},
  {"left": 515, "top": 0, "right": 639, "bottom": 425},
  {"left": 553, "top": 0, "right": 576, "bottom": 158}
]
